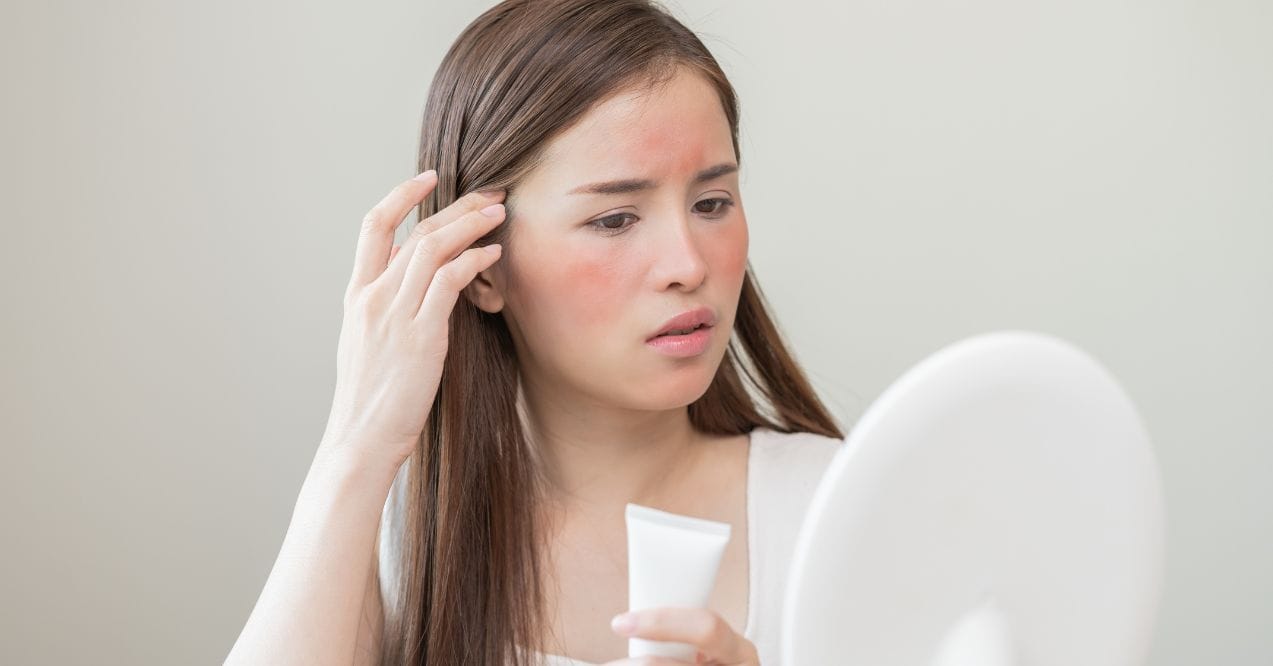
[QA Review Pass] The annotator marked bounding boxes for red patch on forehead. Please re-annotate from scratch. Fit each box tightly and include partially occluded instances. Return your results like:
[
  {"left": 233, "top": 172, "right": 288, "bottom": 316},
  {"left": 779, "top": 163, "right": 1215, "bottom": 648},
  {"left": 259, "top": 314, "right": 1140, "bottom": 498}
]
[{"left": 629, "top": 126, "right": 709, "bottom": 180}]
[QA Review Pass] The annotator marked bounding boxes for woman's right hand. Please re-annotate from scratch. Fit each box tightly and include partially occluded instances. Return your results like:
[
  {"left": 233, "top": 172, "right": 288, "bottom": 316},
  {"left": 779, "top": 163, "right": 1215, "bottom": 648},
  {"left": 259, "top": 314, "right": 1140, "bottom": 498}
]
[{"left": 320, "top": 170, "right": 507, "bottom": 468}]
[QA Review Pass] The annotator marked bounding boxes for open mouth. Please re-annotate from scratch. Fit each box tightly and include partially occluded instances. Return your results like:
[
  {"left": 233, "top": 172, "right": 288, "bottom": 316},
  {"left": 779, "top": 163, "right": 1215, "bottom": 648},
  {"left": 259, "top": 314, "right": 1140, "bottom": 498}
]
[{"left": 655, "top": 323, "right": 710, "bottom": 338}]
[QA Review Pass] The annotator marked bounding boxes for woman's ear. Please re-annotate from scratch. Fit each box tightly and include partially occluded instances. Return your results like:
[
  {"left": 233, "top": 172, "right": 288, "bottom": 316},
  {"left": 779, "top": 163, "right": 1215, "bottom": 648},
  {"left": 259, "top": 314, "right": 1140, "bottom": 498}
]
[{"left": 463, "top": 266, "right": 505, "bottom": 314}]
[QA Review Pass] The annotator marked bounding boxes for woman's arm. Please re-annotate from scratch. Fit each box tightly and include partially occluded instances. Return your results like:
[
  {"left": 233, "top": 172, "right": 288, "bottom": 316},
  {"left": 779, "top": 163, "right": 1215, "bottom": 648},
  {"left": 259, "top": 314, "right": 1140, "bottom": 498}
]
[
  {"left": 224, "top": 437, "right": 400, "bottom": 666},
  {"left": 353, "top": 522, "right": 386, "bottom": 666}
]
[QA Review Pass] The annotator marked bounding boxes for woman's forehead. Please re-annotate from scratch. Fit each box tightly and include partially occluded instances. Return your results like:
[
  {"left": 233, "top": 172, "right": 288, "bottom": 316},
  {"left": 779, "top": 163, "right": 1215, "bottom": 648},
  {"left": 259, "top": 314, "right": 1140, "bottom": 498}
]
[{"left": 530, "top": 72, "right": 735, "bottom": 194}]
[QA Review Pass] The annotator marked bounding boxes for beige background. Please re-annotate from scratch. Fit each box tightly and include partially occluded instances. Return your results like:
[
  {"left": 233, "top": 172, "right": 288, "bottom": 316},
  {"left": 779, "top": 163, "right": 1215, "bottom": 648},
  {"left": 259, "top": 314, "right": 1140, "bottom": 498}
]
[{"left": 2, "top": 0, "right": 1269, "bottom": 663}]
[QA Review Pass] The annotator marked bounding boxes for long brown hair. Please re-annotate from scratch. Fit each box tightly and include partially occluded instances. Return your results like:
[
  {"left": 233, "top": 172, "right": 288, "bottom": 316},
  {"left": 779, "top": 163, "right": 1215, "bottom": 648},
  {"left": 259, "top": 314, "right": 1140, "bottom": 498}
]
[{"left": 378, "top": 1, "right": 845, "bottom": 663}]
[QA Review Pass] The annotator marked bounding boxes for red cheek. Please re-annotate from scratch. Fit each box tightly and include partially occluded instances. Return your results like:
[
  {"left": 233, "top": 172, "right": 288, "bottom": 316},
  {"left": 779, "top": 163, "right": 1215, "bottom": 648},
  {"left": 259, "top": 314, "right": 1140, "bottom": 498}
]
[
  {"left": 555, "top": 257, "right": 636, "bottom": 330},
  {"left": 713, "top": 220, "right": 749, "bottom": 277}
]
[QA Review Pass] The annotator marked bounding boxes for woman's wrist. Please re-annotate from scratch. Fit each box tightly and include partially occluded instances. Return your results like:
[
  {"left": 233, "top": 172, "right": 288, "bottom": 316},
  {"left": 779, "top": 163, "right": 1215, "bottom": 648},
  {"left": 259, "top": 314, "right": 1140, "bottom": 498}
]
[{"left": 314, "top": 429, "right": 411, "bottom": 491}]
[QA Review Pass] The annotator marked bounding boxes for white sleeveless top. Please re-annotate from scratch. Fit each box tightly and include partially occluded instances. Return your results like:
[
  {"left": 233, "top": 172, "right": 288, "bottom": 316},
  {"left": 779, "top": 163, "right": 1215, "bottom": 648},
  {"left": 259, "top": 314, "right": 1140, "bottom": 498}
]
[{"left": 378, "top": 425, "right": 845, "bottom": 666}]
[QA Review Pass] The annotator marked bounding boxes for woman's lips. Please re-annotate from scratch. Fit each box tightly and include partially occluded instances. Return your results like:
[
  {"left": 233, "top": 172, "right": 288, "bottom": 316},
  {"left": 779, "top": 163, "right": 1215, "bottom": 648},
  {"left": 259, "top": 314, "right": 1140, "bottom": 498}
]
[
  {"left": 648, "top": 306, "right": 717, "bottom": 341},
  {"left": 645, "top": 325, "right": 713, "bottom": 357}
]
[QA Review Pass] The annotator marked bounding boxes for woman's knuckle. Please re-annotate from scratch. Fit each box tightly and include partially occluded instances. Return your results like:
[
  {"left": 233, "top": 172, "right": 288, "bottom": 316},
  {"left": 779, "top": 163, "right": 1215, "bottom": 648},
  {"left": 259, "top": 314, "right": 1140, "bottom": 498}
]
[
  {"left": 409, "top": 218, "right": 433, "bottom": 240},
  {"left": 690, "top": 625, "right": 713, "bottom": 645},
  {"left": 413, "top": 236, "right": 439, "bottom": 260},
  {"left": 462, "top": 190, "right": 491, "bottom": 205},
  {"left": 433, "top": 263, "right": 463, "bottom": 289},
  {"left": 343, "top": 284, "right": 365, "bottom": 308},
  {"left": 360, "top": 208, "right": 387, "bottom": 232},
  {"left": 716, "top": 616, "right": 733, "bottom": 642},
  {"left": 364, "top": 278, "right": 395, "bottom": 305}
]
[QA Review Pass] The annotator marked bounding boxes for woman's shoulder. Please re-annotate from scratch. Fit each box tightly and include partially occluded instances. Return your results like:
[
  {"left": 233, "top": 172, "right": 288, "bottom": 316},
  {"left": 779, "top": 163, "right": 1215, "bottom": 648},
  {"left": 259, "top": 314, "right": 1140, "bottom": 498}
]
[
  {"left": 750, "top": 425, "right": 846, "bottom": 476},
  {"left": 743, "top": 425, "right": 849, "bottom": 658},
  {"left": 747, "top": 424, "right": 846, "bottom": 510}
]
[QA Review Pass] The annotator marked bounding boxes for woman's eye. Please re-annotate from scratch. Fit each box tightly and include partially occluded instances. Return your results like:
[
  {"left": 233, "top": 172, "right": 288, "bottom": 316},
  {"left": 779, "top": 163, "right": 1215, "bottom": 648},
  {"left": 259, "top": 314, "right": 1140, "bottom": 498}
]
[
  {"left": 695, "top": 197, "right": 735, "bottom": 216},
  {"left": 590, "top": 213, "right": 637, "bottom": 234},
  {"left": 587, "top": 198, "right": 735, "bottom": 236}
]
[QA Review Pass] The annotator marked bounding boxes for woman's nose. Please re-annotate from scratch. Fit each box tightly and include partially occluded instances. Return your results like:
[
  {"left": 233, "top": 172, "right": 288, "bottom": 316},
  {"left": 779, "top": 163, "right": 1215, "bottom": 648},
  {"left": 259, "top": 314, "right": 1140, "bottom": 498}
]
[{"left": 649, "top": 212, "right": 709, "bottom": 291}]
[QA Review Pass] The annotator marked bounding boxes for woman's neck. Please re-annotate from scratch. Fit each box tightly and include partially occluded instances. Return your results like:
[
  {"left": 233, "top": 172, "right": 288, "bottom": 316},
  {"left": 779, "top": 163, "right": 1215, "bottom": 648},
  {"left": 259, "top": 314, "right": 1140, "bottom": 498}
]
[{"left": 520, "top": 386, "right": 706, "bottom": 514}]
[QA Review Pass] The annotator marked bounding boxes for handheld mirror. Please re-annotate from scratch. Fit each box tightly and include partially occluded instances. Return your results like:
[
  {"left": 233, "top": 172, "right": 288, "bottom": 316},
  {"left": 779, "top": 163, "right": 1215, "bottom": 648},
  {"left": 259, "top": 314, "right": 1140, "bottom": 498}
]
[{"left": 783, "top": 330, "right": 1165, "bottom": 665}]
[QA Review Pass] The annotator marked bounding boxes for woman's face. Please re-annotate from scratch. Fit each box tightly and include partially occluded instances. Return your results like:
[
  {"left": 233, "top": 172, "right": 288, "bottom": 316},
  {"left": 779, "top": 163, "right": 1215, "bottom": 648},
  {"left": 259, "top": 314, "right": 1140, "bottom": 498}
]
[{"left": 470, "top": 66, "right": 749, "bottom": 410}]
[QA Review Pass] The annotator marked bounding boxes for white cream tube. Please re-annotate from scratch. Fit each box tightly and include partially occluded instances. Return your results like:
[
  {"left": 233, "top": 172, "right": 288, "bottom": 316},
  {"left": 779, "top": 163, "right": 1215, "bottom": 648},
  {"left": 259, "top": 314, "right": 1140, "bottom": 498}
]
[{"left": 625, "top": 502, "right": 732, "bottom": 661}]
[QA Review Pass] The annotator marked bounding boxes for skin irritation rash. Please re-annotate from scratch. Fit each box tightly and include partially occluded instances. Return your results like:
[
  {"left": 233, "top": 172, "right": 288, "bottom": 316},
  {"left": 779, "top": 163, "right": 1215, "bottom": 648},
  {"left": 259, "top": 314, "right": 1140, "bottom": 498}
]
[
  {"left": 499, "top": 72, "right": 748, "bottom": 377},
  {"left": 567, "top": 257, "right": 637, "bottom": 333},
  {"left": 561, "top": 120, "right": 744, "bottom": 338},
  {"left": 564, "top": 131, "right": 715, "bottom": 330}
]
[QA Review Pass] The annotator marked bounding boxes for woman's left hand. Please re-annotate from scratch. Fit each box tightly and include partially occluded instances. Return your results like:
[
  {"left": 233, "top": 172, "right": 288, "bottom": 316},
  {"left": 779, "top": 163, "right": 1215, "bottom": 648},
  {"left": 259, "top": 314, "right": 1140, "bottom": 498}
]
[{"left": 603, "top": 607, "right": 760, "bottom": 665}]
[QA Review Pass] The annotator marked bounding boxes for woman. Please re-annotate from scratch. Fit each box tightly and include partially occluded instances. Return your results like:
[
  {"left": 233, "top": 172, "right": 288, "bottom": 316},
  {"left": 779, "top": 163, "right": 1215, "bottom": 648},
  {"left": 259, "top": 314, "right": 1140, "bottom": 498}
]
[{"left": 226, "top": 1, "right": 845, "bottom": 664}]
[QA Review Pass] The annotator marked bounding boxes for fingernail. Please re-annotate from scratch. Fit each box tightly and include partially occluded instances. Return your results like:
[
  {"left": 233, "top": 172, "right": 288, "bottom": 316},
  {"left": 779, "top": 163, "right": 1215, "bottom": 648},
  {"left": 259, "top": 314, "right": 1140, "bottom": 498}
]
[
  {"left": 413, "top": 169, "right": 436, "bottom": 182},
  {"left": 484, "top": 243, "right": 502, "bottom": 255},
  {"left": 478, "top": 188, "right": 506, "bottom": 199},
  {"left": 480, "top": 203, "right": 504, "bottom": 217},
  {"left": 611, "top": 612, "right": 636, "bottom": 635}
]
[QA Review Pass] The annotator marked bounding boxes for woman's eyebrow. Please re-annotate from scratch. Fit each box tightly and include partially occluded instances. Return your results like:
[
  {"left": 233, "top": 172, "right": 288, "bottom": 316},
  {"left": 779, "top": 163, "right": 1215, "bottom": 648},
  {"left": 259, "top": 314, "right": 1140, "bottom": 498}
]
[{"left": 567, "top": 162, "right": 738, "bottom": 196}]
